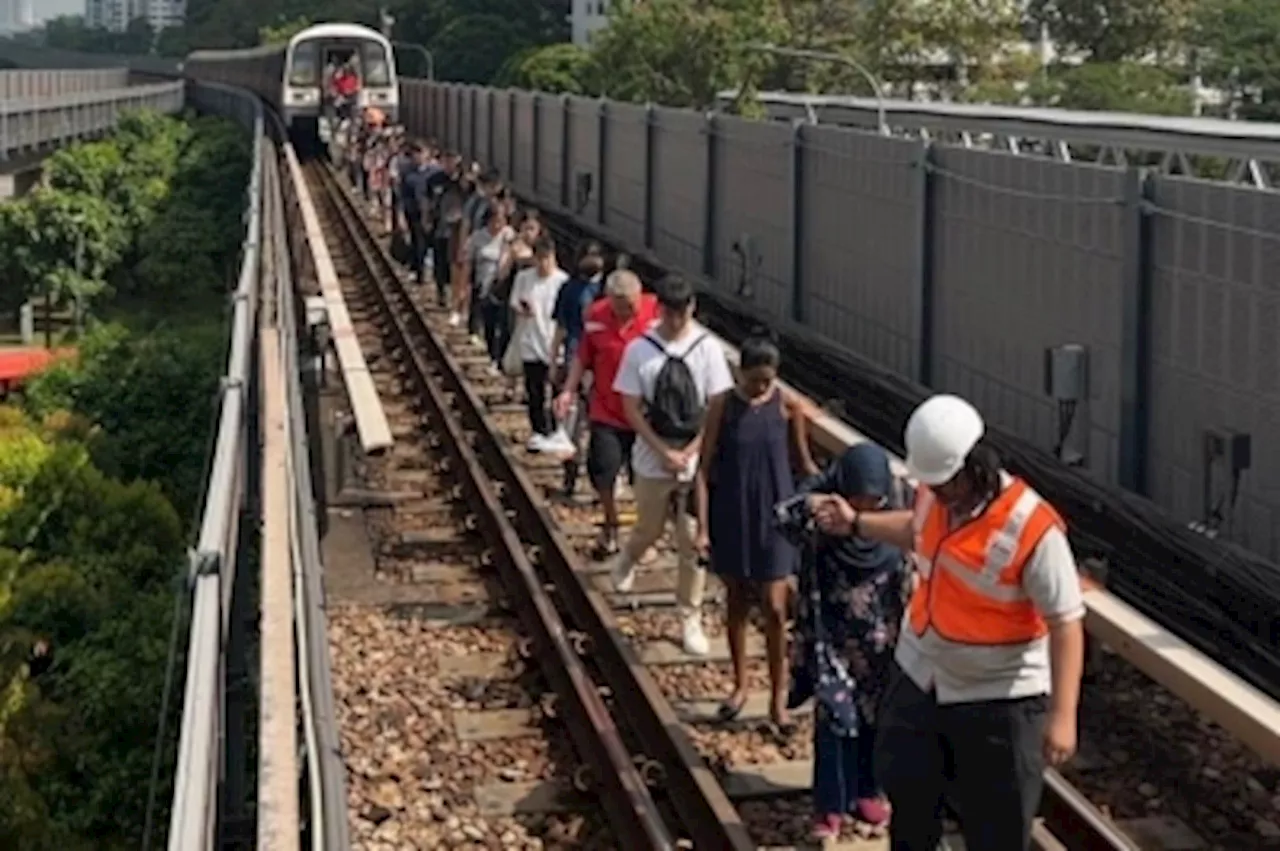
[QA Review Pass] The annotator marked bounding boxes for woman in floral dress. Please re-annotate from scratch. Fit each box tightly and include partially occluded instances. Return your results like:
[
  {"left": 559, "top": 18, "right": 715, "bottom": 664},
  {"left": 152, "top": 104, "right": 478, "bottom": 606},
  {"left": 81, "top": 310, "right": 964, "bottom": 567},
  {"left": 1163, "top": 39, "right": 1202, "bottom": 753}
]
[{"left": 777, "top": 442, "right": 911, "bottom": 840}]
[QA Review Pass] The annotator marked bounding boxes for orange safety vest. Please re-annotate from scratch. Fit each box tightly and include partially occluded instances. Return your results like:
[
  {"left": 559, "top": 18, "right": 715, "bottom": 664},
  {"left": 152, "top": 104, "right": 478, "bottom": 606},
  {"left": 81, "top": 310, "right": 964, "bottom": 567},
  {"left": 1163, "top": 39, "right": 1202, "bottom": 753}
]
[{"left": 908, "top": 476, "right": 1064, "bottom": 646}]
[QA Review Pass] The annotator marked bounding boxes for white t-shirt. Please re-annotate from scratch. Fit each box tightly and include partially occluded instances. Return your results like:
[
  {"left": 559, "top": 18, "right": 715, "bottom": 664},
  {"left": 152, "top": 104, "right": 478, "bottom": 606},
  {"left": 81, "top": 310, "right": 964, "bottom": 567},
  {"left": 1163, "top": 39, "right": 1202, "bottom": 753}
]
[
  {"left": 613, "top": 323, "right": 734, "bottom": 481},
  {"left": 509, "top": 266, "right": 569, "bottom": 364}
]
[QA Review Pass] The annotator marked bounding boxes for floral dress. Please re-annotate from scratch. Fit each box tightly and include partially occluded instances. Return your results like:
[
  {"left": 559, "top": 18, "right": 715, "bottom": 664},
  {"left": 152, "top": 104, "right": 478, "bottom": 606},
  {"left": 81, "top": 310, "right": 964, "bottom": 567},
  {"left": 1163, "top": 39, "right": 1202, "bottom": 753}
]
[{"left": 777, "top": 456, "right": 912, "bottom": 738}]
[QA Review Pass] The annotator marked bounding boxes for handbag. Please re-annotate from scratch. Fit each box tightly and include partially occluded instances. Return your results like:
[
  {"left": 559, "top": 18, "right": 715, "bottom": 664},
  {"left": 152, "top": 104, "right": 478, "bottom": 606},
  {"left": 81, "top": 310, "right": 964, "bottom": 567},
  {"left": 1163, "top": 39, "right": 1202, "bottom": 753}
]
[{"left": 390, "top": 229, "right": 412, "bottom": 265}]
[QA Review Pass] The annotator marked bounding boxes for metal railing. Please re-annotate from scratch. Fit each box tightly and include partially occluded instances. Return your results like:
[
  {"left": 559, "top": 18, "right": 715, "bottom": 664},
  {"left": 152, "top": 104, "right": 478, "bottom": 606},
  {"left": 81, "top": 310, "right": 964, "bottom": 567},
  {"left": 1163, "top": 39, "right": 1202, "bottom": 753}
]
[
  {"left": 0, "top": 81, "right": 185, "bottom": 160},
  {"left": 166, "top": 81, "right": 262, "bottom": 851},
  {"left": 162, "top": 79, "right": 350, "bottom": 851}
]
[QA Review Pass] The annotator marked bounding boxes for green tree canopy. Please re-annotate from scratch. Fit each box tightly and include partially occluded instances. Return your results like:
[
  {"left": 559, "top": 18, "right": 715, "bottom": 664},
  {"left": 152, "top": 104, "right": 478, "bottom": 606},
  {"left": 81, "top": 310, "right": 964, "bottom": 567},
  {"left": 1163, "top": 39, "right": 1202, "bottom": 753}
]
[
  {"left": 589, "top": 0, "right": 786, "bottom": 109},
  {"left": 1028, "top": 0, "right": 1195, "bottom": 62},
  {"left": 1033, "top": 61, "right": 1193, "bottom": 114},
  {"left": 1194, "top": 0, "right": 1280, "bottom": 121},
  {"left": 493, "top": 43, "right": 596, "bottom": 94}
]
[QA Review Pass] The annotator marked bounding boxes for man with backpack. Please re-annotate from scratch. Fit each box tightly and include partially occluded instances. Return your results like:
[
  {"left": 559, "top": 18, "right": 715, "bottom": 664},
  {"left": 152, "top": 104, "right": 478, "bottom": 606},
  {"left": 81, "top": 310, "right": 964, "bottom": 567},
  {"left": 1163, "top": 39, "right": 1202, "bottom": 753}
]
[{"left": 611, "top": 275, "right": 734, "bottom": 656}]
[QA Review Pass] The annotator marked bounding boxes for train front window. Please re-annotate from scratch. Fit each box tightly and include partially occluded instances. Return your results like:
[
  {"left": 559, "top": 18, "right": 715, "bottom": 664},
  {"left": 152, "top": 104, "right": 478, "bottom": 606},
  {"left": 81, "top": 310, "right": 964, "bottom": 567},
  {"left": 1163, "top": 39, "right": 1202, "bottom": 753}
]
[
  {"left": 289, "top": 42, "right": 320, "bottom": 87},
  {"left": 361, "top": 42, "right": 391, "bottom": 86}
]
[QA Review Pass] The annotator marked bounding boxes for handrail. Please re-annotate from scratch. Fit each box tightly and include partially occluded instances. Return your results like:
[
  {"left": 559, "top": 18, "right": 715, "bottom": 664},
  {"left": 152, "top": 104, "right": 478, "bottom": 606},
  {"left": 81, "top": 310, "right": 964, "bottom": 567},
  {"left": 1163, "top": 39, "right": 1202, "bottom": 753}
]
[
  {"left": 166, "top": 82, "right": 263, "bottom": 851},
  {"left": 267, "top": 101, "right": 354, "bottom": 851}
]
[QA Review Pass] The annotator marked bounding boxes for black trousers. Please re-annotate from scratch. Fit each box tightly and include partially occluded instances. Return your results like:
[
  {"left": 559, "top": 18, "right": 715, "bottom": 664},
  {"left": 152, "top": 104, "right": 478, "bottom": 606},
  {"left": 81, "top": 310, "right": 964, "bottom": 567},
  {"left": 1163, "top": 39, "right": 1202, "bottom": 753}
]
[
  {"left": 406, "top": 213, "right": 429, "bottom": 282},
  {"left": 480, "top": 299, "right": 506, "bottom": 363},
  {"left": 432, "top": 234, "right": 452, "bottom": 303},
  {"left": 874, "top": 664, "right": 1047, "bottom": 851},
  {"left": 523, "top": 360, "right": 551, "bottom": 436}
]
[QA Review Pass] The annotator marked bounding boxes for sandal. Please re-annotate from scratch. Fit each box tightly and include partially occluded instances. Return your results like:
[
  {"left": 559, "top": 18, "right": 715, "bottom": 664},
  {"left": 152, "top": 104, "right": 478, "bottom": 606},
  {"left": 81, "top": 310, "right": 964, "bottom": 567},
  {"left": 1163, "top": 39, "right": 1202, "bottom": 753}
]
[{"left": 715, "top": 693, "right": 749, "bottom": 723}]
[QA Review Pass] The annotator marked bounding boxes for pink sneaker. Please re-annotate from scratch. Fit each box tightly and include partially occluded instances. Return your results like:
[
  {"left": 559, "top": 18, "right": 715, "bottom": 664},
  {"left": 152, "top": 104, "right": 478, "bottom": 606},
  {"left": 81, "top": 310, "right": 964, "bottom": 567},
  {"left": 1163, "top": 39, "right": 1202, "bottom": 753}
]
[
  {"left": 811, "top": 813, "right": 842, "bottom": 839},
  {"left": 856, "top": 796, "right": 891, "bottom": 826}
]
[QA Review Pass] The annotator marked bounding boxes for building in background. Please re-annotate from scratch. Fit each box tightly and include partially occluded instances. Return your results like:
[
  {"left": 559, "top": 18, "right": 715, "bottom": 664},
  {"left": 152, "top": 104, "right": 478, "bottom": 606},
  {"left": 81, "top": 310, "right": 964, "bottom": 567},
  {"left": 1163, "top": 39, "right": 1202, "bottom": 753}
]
[
  {"left": 0, "top": 0, "right": 35, "bottom": 35},
  {"left": 569, "top": 0, "right": 612, "bottom": 47},
  {"left": 86, "top": 0, "right": 184, "bottom": 33}
]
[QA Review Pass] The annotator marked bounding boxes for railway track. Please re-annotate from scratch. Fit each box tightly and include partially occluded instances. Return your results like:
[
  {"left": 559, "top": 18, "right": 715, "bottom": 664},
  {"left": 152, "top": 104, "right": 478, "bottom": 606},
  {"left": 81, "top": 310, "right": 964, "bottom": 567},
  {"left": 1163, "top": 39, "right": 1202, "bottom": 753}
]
[{"left": 304, "top": 156, "right": 1163, "bottom": 850}]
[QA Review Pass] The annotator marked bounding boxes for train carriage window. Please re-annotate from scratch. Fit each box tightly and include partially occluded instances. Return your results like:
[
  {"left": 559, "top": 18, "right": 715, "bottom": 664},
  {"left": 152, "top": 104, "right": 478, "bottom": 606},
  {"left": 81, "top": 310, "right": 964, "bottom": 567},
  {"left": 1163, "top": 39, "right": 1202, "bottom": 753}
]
[
  {"left": 361, "top": 42, "right": 391, "bottom": 86},
  {"left": 289, "top": 41, "right": 320, "bottom": 87}
]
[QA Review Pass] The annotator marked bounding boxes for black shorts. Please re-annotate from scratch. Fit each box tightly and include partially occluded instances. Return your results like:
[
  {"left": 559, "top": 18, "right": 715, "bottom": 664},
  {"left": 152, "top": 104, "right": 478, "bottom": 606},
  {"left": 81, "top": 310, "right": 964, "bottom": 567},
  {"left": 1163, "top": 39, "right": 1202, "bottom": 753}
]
[{"left": 586, "top": 423, "right": 635, "bottom": 492}]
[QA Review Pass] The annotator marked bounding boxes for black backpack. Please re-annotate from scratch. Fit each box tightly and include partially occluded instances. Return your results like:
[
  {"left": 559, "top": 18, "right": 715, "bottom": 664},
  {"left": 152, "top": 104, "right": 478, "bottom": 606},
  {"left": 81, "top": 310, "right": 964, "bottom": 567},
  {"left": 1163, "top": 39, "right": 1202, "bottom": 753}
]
[{"left": 643, "top": 333, "right": 709, "bottom": 444}]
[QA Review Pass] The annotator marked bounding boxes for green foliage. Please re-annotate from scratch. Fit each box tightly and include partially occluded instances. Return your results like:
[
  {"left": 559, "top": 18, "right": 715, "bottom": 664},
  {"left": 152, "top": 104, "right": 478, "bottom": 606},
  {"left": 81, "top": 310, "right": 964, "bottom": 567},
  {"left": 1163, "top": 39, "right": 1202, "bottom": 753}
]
[
  {"left": 259, "top": 16, "right": 312, "bottom": 46},
  {"left": 0, "top": 413, "right": 183, "bottom": 848},
  {"left": 1194, "top": 0, "right": 1280, "bottom": 121},
  {"left": 0, "top": 110, "right": 248, "bottom": 850},
  {"left": 1033, "top": 62, "right": 1194, "bottom": 114},
  {"left": 1028, "top": 0, "right": 1194, "bottom": 62},
  {"left": 0, "top": 189, "right": 126, "bottom": 317},
  {"left": 25, "top": 323, "right": 225, "bottom": 527},
  {"left": 43, "top": 14, "right": 154, "bottom": 56},
  {"left": 589, "top": 0, "right": 786, "bottom": 109},
  {"left": 493, "top": 43, "right": 596, "bottom": 95}
]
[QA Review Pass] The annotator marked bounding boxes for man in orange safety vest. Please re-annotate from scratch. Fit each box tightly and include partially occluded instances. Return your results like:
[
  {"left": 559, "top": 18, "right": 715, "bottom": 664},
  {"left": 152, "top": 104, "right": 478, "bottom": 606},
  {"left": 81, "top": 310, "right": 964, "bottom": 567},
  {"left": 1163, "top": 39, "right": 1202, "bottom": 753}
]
[{"left": 810, "top": 393, "right": 1085, "bottom": 851}]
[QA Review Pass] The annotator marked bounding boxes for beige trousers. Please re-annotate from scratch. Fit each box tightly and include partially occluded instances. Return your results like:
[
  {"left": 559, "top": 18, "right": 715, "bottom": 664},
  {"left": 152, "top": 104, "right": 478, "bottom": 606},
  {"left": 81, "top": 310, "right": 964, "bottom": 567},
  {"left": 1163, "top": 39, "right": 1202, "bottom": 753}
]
[{"left": 622, "top": 474, "right": 706, "bottom": 615}]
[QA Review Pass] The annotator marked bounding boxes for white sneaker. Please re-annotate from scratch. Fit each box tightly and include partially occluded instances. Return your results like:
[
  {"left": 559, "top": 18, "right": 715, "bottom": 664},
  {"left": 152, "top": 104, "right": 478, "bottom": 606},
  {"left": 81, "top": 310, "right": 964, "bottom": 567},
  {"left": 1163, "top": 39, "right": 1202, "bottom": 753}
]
[
  {"left": 537, "top": 427, "right": 576, "bottom": 457},
  {"left": 470, "top": 334, "right": 484, "bottom": 348},
  {"left": 527, "top": 434, "right": 548, "bottom": 453},
  {"left": 610, "top": 554, "right": 636, "bottom": 593},
  {"left": 681, "top": 614, "right": 710, "bottom": 656},
  {"left": 448, "top": 312, "right": 461, "bottom": 327},
  {"left": 486, "top": 363, "right": 501, "bottom": 377}
]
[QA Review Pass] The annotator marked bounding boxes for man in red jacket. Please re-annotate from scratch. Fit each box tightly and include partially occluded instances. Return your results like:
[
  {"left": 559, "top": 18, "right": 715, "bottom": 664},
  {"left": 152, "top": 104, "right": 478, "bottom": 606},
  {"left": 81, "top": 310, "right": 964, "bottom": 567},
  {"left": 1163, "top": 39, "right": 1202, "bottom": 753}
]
[{"left": 553, "top": 269, "right": 659, "bottom": 558}]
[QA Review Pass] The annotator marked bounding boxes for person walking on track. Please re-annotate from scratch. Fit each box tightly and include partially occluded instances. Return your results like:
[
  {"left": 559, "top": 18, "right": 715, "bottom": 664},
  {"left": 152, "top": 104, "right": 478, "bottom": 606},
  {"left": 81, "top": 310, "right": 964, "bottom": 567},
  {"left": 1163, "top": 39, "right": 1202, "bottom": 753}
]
[
  {"left": 553, "top": 267, "right": 660, "bottom": 558},
  {"left": 611, "top": 275, "right": 734, "bottom": 657},
  {"left": 781, "top": 442, "right": 909, "bottom": 839},
  {"left": 694, "top": 329, "right": 817, "bottom": 735},
  {"left": 809, "top": 393, "right": 1085, "bottom": 851}
]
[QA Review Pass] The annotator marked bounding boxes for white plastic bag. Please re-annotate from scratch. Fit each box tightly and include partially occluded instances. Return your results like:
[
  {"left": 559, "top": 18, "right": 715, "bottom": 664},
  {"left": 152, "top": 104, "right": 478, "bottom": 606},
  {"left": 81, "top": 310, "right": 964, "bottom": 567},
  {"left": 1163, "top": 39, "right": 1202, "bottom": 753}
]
[{"left": 502, "top": 318, "right": 526, "bottom": 378}]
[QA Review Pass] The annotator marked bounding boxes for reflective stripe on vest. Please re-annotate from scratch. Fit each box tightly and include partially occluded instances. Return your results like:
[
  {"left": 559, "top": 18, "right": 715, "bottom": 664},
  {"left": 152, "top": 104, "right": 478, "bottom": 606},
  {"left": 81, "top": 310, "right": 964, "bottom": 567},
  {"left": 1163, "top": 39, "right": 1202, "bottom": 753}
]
[{"left": 908, "top": 476, "right": 1064, "bottom": 646}]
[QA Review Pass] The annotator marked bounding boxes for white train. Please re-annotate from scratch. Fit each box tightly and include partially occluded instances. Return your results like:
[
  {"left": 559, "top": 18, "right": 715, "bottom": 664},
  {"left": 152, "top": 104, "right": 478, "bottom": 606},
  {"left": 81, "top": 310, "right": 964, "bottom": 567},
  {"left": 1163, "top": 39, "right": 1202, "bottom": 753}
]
[{"left": 184, "top": 22, "right": 399, "bottom": 135}]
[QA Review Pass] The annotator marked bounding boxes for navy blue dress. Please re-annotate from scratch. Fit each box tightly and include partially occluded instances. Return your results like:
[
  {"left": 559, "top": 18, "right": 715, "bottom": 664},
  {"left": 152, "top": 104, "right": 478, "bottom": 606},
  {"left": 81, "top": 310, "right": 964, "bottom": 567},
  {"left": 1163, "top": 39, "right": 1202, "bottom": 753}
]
[{"left": 707, "top": 388, "right": 798, "bottom": 582}]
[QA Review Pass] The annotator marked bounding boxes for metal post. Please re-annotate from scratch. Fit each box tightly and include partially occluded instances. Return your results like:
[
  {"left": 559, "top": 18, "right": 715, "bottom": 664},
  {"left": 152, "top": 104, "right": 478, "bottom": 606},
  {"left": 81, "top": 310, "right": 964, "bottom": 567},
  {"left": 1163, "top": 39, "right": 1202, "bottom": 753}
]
[
  {"left": 393, "top": 40, "right": 434, "bottom": 81},
  {"left": 597, "top": 101, "right": 608, "bottom": 227},
  {"left": 789, "top": 120, "right": 805, "bottom": 323},
  {"left": 1118, "top": 167, "right": 1154, "bottom": 496},
  {"left": 703, "top": 112, "right": 719, "bottom": 280},
  {"left": 916, "top": 141, "right": 938, "bottom": 387},
  {"left": 643, "top": 104, "right": 656, "bottom": 250},
  {"left": 743, "top": 43, "right": 889, "bottom": 135}
]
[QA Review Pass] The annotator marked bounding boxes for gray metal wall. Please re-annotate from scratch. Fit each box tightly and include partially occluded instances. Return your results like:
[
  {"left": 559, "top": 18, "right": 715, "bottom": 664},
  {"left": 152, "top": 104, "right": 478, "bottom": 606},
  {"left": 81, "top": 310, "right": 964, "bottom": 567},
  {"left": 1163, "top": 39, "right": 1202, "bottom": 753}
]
[
  {"left": 0, "top": 68, "right": 129, "bottom": 100},
  {"left": 402, "top": 80, "right": 1280, "bottom": 562}
]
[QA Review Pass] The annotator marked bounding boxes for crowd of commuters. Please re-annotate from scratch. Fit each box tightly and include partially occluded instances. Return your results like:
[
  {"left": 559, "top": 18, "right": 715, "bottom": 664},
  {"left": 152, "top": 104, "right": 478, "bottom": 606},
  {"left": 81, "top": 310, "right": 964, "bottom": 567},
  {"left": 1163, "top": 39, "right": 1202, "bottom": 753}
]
[{"left": 338, "top": 117, "right": 1087, "bottom": 849}]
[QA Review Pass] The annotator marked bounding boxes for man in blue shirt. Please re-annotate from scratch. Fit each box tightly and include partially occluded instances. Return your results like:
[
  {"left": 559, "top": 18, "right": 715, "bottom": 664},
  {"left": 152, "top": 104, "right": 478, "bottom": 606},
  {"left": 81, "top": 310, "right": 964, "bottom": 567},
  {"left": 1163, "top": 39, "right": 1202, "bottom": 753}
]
[
  {"left": 397, "top": 143, "right": 439, "bottom": 287},
  {"left": 546, "top": 241, "right": 607, "bottom": 495}
]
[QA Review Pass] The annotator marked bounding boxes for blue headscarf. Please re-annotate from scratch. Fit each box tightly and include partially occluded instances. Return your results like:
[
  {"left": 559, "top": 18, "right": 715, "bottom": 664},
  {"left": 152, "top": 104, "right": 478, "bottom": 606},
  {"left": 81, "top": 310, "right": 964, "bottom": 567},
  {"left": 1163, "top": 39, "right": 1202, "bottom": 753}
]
[{"left": 807, "top": 442, "right": 902, "bottom": 574}]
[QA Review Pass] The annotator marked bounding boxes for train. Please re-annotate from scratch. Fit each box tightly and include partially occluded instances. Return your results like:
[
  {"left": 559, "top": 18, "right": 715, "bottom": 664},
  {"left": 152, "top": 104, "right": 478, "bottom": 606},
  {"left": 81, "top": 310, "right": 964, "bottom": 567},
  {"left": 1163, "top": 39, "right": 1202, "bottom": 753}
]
[{"left": 184, "top": 22, "right": 399, "bottom": 141}]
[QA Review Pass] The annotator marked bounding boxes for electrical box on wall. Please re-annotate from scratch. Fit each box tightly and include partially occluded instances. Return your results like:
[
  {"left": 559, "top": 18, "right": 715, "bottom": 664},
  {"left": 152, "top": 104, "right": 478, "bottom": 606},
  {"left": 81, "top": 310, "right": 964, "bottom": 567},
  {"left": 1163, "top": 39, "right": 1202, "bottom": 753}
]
[{"left": 1043, "top": 344, "right": 1089, "bottom": 402}]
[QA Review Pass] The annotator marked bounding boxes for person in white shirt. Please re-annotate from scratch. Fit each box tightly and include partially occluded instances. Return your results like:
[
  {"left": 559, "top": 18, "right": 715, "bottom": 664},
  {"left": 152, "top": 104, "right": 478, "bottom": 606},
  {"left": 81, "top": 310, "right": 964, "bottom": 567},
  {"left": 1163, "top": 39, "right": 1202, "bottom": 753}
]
[
  {"left": 508, "top": 235, "right": 569, "bottom": 452},
  {"left": 611, "top": 275, "right": 734, "bottom": 656}
]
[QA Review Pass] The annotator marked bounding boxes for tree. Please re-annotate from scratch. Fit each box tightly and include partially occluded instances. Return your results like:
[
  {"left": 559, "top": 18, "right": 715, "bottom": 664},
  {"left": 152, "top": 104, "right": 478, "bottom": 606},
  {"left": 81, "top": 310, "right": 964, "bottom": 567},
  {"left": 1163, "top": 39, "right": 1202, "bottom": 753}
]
[
  {"left": 590, "top": 0, "right": 786, "bottom": 109},
  {"left": 259, "top": 16, "right": 311, "bottom": 46},
  {"left": 0, "top": 190, "right": 127, "bottom": 320},
  {"left": 1029, "top": 0, "right": 1195, "bottom": 62},
  {"left": 1194, "top": 0, "right": 1280, "bottom": 121},
  {"left": 494, "top": 43, "right": 596, "bottom": 94},
  {"left": 430, "top": 13, "right": 534, "bottom": 84},
  {"left": 1033, "top": 61, "right": 1193, "bottom": 114}
]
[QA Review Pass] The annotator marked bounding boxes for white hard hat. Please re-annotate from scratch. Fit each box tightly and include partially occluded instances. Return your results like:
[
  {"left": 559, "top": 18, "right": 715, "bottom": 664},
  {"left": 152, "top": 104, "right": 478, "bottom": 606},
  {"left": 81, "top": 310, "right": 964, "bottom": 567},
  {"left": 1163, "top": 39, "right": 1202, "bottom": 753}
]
[{"left": 903, "top": 394, "right": 985, "bottom": 485}]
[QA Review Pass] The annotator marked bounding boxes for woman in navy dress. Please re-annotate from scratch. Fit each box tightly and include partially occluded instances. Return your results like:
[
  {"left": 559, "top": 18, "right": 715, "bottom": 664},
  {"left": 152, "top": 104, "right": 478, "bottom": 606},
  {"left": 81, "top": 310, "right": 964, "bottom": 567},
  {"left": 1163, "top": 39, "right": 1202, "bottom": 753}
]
[{"left": 696, "top": 330, "right": 819, "bottom": 733}]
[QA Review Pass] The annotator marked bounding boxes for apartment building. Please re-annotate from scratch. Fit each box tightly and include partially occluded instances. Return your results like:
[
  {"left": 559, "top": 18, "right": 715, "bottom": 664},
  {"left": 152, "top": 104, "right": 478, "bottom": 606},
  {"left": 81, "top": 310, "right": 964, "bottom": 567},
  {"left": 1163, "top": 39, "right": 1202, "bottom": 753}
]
[
  {"left": 0, "top": 0, "right": 34, "bottom": 35},
  {"left": 570, "top": 0, "right": 612, "bottom": 47},
  {"left": 86, "top": 0, "right": 184, "bottom": 33}
]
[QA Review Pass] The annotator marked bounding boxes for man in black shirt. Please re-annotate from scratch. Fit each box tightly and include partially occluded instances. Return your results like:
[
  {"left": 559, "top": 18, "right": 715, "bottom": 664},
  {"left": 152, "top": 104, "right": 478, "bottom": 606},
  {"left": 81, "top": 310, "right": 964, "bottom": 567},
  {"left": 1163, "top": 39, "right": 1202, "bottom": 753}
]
[{"left": 427, "top": 151, "right": 464, "bottom": 316}]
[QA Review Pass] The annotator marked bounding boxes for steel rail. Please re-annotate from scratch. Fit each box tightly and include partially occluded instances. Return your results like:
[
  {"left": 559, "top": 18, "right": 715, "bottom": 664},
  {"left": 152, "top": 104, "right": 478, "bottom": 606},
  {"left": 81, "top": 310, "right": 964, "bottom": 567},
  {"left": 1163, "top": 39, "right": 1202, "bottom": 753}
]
[
  {"left": 308, "top": 161, "right": 677, "bottom": 851},
  {"left": 313, "top": 162, "right": 756, "bottom": 851},
  {"left": 520, "top": 194, "right": 1146, "bottom": 851}
]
